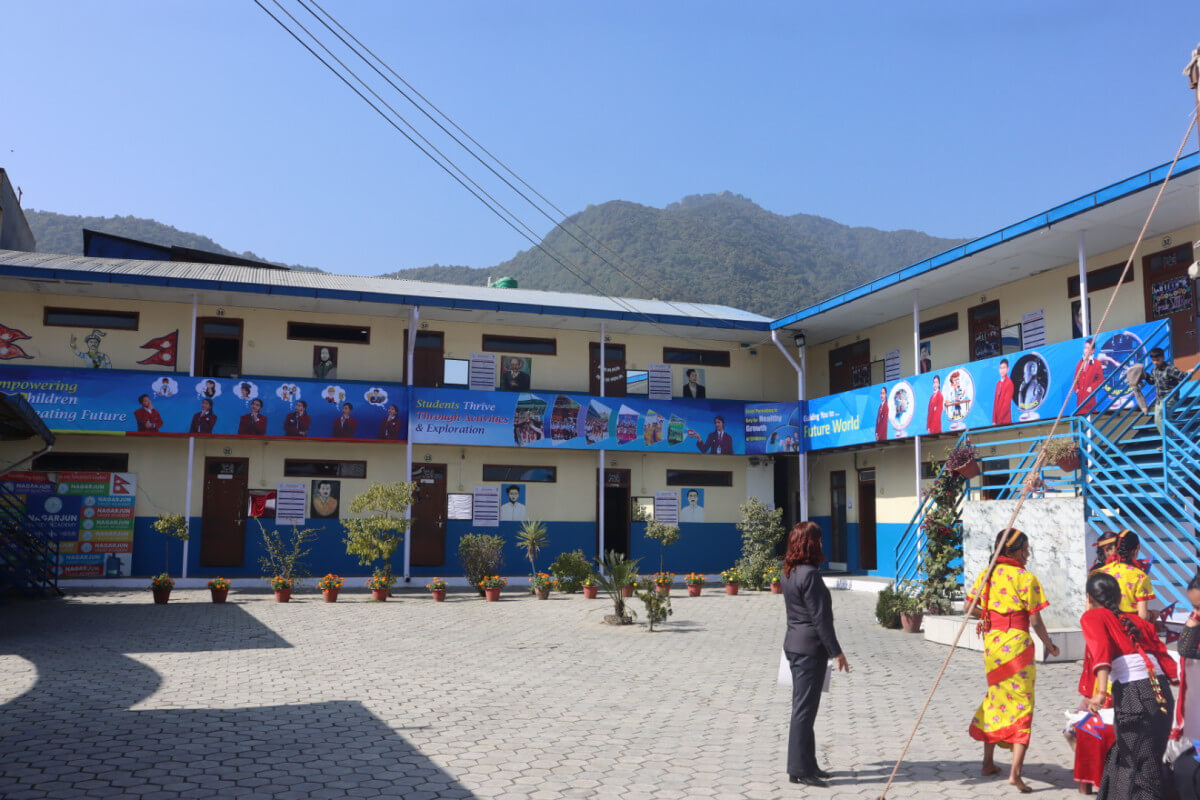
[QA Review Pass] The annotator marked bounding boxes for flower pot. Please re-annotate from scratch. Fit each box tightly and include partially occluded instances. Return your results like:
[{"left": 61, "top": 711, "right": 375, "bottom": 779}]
[
  {"left": 583, "top": 585, "right": 598, "bottom": 599},
  {"left": 1056, "top": 452, "right": 1081, "bottom": 472},
  {"left": 484, "top": 587, "right": 501, "bottom": 602},
  {"left": 371, "top": 588, "right": 389, "bottom": 602},
  {"left": 655, "top": 584, "right": 671, "bottom": 597},
  {"left": 152, "top": 587, "right": 171, "bottom": 605},
  {"left": 900, "top": 612, "right": 924, "bottom": 633},
  {"left": 210, "top": 587, "right": 228, "bottom": 604},
  {"left": 770, "top": 582, "right": 782, "bottom": 594},
  {"left": 687, "top": 584, "right": 702, "bottom": 597},
  {"left": 953, "top": 460, "right": 981, "bottom": 480},
  {"left": 536, "top": 588, "right": 551, "bottom": 600},
  {"left": 322, "top": 588, "right": 339, "bottom": 603},
  {"left": 620, "top": 585, "right": 634, "bottom": 598},
  {"left": 724, "top": 583, "right": 740, "bottom": 595},
  {"left": 274, "top": 588, "right": 292, "bottom": 603},
  {"left": 431, "top": 589, "right": 447, "bottom": 602}
]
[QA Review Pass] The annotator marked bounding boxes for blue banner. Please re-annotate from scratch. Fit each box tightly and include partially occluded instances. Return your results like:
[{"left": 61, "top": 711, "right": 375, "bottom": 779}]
[
  {"left": 804, "top": 321, "right": 1165, "bottom": 451},
  {"left": 0, "top": 366, "right": 409, "bottom": 442}
]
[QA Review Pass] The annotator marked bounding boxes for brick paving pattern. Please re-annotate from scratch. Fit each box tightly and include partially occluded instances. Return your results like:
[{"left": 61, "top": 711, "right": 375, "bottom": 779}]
[{"left": 1, "top": 586, "right": 1085, "bottom": 799}]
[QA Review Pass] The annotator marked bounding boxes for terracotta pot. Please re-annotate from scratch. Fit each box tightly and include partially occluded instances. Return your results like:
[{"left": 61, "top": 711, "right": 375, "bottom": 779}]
[
  {"left": 322, "top": 588, "right": 339, "bottom": 603},
  {"left": 151, "top": 587, "right": 171, "bottom": 605},
  {"left": 431, "top": 589, "right": 447, "bottom": 602},
  {"left": 724, "top": 583, "right": 740, "bottom": 595},
  {"left": 273, "top": 588, "right": 292, "bottom": 603},
  {"left": 210, "top": 587, "right": 228, "bottom": 604},
  {"left": 620, "top": 586, "right": 634, "bottom": 598},
  {"left": 1056, "top": 452, "right": 1081, "bottom": 472},
  {"left": 687, "top": 584, "right": 702, "bottom": 597},
  {"left": 371, "top": 588, "right": 389, "bottom": 602},
  {"left": 655, "top": 584, "right": 671, "bottom": 597},
  {"left": 770, "top": 582, "right": 782, "bottom": 594},
  {"left": 536, "top": 588, "right": 551, "bottom": 600},
  {"left": 484, "top": 587, "right": 501, "bottom": 602},
  {"left": 583, "top": 585, "right": 598, "bottom": 599},
  {"left": 900, "top": 612, "right": 924, "bottom": 633},
  {"left": 953, "top": 460, "right": 981, "bottom": 480}
]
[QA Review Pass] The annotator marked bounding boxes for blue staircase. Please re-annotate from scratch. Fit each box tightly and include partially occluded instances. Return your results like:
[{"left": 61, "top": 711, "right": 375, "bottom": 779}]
[{"left": 0, "top": 480, "right": 60, "bottom": 599}]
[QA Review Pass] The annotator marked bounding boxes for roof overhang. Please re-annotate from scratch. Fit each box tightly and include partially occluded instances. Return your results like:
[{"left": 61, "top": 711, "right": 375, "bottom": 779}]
[{"left": 0, "top": 392, "right": 55, "bottom": 445}]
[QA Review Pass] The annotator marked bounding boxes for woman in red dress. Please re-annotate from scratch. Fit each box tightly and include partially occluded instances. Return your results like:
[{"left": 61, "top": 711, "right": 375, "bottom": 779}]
[{"left": 927, "top": 375, "right": 944, "bottom": 434}]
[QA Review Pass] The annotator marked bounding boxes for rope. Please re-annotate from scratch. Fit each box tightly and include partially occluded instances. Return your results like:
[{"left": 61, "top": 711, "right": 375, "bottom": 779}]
[{"left": 878, "top": 108, "right": 1198, "bottom": 799}]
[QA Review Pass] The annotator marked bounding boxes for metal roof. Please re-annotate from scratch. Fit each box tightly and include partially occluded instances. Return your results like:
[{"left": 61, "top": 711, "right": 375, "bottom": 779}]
[
  {"left": 0, "top": 250, "right": 771, "bottom": 340},
  {"left": 771, "top": 152, "right": 1200, "bottom": 342}
]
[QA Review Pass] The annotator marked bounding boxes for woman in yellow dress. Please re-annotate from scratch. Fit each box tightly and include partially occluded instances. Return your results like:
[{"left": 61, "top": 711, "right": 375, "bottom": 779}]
[
  {"left": 1093, "top": 529, "right": 1155, "bottom": 621},
  {"left": 968, "top": 528, "right": 1061, "bottom": 793}
]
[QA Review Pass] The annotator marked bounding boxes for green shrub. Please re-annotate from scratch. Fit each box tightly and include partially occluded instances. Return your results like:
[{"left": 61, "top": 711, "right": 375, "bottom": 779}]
[
  {"left": 875, "top": 584, "right": 902, "bottom": 629},
  {"left": 549, "top": 549, "right": 593, "bottom": 593},
  {"left": 734, "top": 497, "right": 785, "bottom": 590},
  {"left": 458, "top": 533, "right": 505, "bottom": 596},
  {"left": 635, "top": 578, "right": 673, "bottom": 631}
]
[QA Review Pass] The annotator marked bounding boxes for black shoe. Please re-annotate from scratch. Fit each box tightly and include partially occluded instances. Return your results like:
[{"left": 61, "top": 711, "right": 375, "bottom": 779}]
[
  {"left": 814, "top": 768, "right": 832, "bottom": 779},
  {"left": 789, "top": 775, "right": 828, "bottom": 787}
]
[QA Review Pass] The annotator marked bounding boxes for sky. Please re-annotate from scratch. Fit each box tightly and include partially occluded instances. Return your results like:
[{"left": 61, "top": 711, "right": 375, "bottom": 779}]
[{"left": 4, "top": 1, "right": 1200, "bottom": 276}]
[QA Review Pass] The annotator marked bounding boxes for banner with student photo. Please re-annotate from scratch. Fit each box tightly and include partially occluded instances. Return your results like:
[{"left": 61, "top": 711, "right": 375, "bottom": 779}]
[
  {"left": 0, "top": 365, "right": 408, "bottom": 443},
  {"left": 803, "top": 320, "right": 1165, "bottom": 451}
]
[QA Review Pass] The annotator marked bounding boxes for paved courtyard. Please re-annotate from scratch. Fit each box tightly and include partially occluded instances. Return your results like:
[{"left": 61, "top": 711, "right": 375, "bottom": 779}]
[{"left": 1, "top": 585, "right": 1086, "bottom": 799}]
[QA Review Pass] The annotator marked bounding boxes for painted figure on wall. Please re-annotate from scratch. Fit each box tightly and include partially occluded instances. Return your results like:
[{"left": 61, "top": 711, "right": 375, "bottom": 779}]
[
  {"left": 70, "top": 329, "right": 112, "bottom": 369},
  {"left": 378, "top": 404, "right": 402, "bottom": 440},
  {"left": 992, "top": 358, "right": 1014, "bottom": 425},
  {"left": 133, "top": 394, "right": 163, "bottom": 433},
  {"left": 189, "top": 398, "right": 217, "bottom": 434},
  {"left": 927, "top": 375, "right": 944, "bottom": 434},
  {"left": 875, "top": 385, "right": 888, "bottom": 442},
  {"left": 311, "top": 480, "right": 340, "bottom": 518},
  {"left": 332, "top": 402, "right": 357, "bottom": 438},
  {"left": 283, "top": 400, "right": 311, "bottom": 437},
  {"left": 313, "top": 346, "right": 337, "bottom": 380},
  {"left": 679, "top": 488, "right": 705, "bottom": 523},
  {"left": 499, "top": 484, "right": 526, "bottom": 521},
  {"left": 682, "top": 368, "right": 706, "bottom": 399},
  {"left": 1073, "top": 338, "right": 1117, "bottom": 414},
  {"left": 238, "top": 398, "right": 268, "bottom": 436},
  {"left": 688, "top": 415, "right": 733, "bottom": 454},
  {"left": 500, "top": 356, "right": 531, "bottom": 392}
]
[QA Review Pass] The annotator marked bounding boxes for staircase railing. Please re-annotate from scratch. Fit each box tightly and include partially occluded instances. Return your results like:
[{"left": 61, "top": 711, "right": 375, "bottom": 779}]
[{"left": 0, "top": 481, "right": 60, "bottom": 598}]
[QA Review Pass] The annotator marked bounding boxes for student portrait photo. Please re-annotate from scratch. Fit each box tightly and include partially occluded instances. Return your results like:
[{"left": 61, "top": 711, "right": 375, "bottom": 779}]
[
  {"left": 311, "top": 480, "right": 340, "bottom": 519},
  {"left": 992, "top": 358, "right": 1014, "bottom": 425},
  {"left": 499, "top": 356, "right": 532, "bottom": 392},
  {"left": 238, "top": 397, "right": 268, "bottom": 435},
  {"left": 313, "top": 346, "right": 338, "bottom": 380},
  {"left": 189, "top": 397, "right": 218, "bottom": 434},
  {"left": 919, "top": 342, "right": 932, "bottom": 374},
  {"left": 378, "top": 403, "right": 403, "bottom": 440},
  {"left": 284, "top": 400, "right": 311, "bottom": 437},
  {"left": 687, "top": 415, "right": 733, "bottom": 454},
  {"left": 134, "top": 394, "right": 163, "bottom": 433},
  {"left": 926, "top": 374, "right": 944, "bottom": 434},
  {"left": 875, "top": 385, "right": 888, "bottom": 441},
  {"left": 682, "top": 368, "right": 706, "bottom": 399},
  {"left": 332, "top": 402, "right": 357, "bottom": 438},
  {"left": 679, "top": 488, "right": 705, "bottom": 523},
  {"left": 499, "top": 484, "right": 526, "bottom": 521}
]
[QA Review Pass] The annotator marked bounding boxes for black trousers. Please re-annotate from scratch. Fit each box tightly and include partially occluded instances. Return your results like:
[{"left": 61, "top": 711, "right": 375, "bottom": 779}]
[{"left": 786, "top": 651, "right": 826, "bottom": 777}]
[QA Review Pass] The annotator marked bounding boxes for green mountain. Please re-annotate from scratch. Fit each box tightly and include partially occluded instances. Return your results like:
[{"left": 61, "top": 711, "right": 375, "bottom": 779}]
[{"left": 383, "top": 193, "right": 966, "bottom": 317}]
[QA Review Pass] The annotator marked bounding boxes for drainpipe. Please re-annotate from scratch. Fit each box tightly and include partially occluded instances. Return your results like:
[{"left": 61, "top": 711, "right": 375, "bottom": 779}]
[
  {"left": 770, "top": 330, "right": 808, "bottom": 521},
  {"left": 404, "top": 307, "right": 419, "bottom": 582}
]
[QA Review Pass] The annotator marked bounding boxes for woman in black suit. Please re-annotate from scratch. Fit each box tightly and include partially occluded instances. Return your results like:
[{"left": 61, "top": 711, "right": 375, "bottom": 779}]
[{"left": 782, "top": 521, "right": 849, "bottom": 787}]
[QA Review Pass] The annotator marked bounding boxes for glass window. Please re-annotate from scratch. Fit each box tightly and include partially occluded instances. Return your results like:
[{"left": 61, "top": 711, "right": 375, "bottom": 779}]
[
  {"left": 662, "top": 348, "right": 730, "bottom": 367},
  {"left": 665, "top": 469, "right": 732, "bottom": 487},
  {"left": 287, "top": 322, "right": 370, "bottom": 344},
  {"left": 44, "top": 307, "right": 139, "bottom": 330},
  {"left": 481, "top": 465, "right": 557, "bottom": 482},
  {"left": 283, "top": 460, "right": 367, "bottom": 479},
  {"left": 481, "top": 334, "right": 557, "bottom": 355}
]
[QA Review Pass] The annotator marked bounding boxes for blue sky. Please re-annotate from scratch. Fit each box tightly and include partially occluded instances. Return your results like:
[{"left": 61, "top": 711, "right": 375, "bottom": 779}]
[{"left": 5, "top": 1, "right": 1199, "bottom": 275}]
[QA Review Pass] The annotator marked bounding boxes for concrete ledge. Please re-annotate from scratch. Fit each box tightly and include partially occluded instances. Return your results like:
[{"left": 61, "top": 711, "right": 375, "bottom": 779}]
[
  {"left": 923, "top": 613, "right": 1085, "bottom": 662},
  {"left": 822, "top": 575, "right": 891, "bottom": 594}
]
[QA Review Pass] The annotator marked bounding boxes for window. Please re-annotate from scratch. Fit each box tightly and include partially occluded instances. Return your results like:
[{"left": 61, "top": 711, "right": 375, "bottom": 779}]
[
  {"left": 662, "top": 347, "right": 730, "bottom": 367},
  {"left": 444, "top": 358, "right": 469, "bottom": 387},
  {"left": 287, "top": 322, "right": 370, "bottom": 344},
  {"left": 918, "top": 313, "right": 959, "bottom": 339},
  {"left": 481, "top": 334, "right": 557, "bottom": 355},
  {"left": 283, "top": 459, "right": 367, "bottom": 479},
  {"left": 967, "top": 300, "right": 1001, "bottom": 361},
  {"left": 829, "top": 340, "right": 871, "bottom": 393},
  {"left": 666, "top": 469, "right": 732, "bottom": 487},
  {"left": 1000, "top": 323, "right": 1022, "bottom": 355},
  {"left": 869, "top": 359, "right": 885, "bottom": 385},
  {"left": 31, "top": 452, "right": 129, "bottom": 472},
  {"left": 482, "top": 465, "right": 557, "bottom": 482},
  {"left": 1067, "top": 262, "right": 1134, "bottom": 298},
  {"left": 44, "top": 307, "right": 138, "bottom": 330}
]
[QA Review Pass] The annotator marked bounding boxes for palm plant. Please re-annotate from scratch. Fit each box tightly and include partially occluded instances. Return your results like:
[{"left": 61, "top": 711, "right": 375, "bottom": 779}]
[
  {"left": 515, "top": 520, "right": 549, "bottom": 577},
  {"left": 595, "top": 550, "right": 641, "bottom": 624}
]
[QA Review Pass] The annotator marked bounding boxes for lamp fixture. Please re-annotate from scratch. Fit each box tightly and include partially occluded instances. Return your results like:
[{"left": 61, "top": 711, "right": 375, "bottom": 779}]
[{"left": 792, "top": 331, "right": 806, "bottom": 348}]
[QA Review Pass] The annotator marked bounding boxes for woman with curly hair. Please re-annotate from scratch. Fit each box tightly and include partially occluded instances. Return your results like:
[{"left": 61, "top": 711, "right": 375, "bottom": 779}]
[{"left": 781, "top": 521, "right": 849, "bottom": 788}]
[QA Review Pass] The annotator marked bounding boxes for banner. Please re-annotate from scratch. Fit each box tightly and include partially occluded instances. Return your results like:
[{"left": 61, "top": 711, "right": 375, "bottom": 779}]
[
  {"left": 804, "top": 321, "right": 1165, "bottom": 451},
  {"left": 0, "top": 366, "right": 408, "bottom": 443}
]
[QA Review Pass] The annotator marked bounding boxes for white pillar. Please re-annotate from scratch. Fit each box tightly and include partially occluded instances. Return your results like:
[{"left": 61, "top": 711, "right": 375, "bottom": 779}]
[
  {"left": 770, "top": 331, "right": 808, "bottom": 521},
  {"left": 598, "top": 323, "right": 606, "bottom": 564},
  {"left": 913, "top": 290, "right": 922, "bottom": 499},
  {"left": 1077, "top": 230, "right": 1090, "bottom": 336},
  {"left": 403, "top": 307, "right": 419, "bottom": 582},
  {"left": 181, "top": 293, "right": 198, "bottom": 579}
]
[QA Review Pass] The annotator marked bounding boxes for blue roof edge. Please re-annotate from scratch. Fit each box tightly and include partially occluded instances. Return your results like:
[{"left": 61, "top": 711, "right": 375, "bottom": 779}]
[{"left": 770, "top": 151, "right": 1200, "bottom": 330}]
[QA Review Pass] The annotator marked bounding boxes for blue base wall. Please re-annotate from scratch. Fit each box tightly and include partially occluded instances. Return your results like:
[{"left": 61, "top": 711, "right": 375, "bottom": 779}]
[{"left": 805, "top": 515, "right": 904, "bottom": 580}]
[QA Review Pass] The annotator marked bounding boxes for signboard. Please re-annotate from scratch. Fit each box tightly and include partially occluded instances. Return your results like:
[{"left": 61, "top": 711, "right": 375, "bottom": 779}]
[
  {"left": 647, "top": 363, "right": 672, "bottom": 400},
  {"left": 653, "top": 491, "right": 679, "bottom": 525},
  {"left": 275, "top": 482, "right": 307, "bottom": 527},
  {"left": 1152, "top": 277, "right": 1193, "bottom": 316},
  {"left": 468, "top": 353, "right": 496, "bottom": 391},
  {"left": 472, "top": 486, "right": 500, "bottom": 527}
]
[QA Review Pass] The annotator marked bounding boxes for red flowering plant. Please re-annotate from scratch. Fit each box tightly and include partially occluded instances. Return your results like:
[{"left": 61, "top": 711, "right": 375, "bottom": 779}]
[
  {"left": 426, "top": 578, "right": 448, "bottom": 592},
  {"left": 365, "top": 573, "right": 392, "bottom": 591},
  {"left": 149, "top": 574, "right": 174, "bottom": 590},
  {"left": 269, "top": 575, "right": 293, "bottom": 591},
  {"left": 683, "top": 572, "right": 705, "bottom": 586},
  {"left": 652, "top": 572, "right": 675, "bottom": 586},
  {"left": 917, "top": 457, "right": 965, "bottom": 614},
  {"left": 530, "top": 572, "right": 554, "bottom": 591},
  {"left": 207, "top": 577, "right": 231, "bottom": 590},
  {"left": 316, "top": 574, "right": 343, "bottom": 591},
  {"left": 478, "top": 575, "right": 508, "bottom": 590}
]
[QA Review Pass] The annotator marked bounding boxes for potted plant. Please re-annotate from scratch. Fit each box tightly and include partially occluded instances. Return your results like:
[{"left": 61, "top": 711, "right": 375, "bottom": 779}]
[
  {"left": 1044, "top": 436, "right": 1081, "bottom": 472},
  {"left": 580, "top": 574, "right": 600, "bottom": 599},
  {"left": 316, "top": 574, "right": 343, "bottom": 603},
  {"left": 684, "top": 572, "right": 705, "bottom": 597},
  {"left": 207, "top": 577, "right": 231, "bottom": 604},
  {"left": 621, "top": 573, "right": 638, "bottom": 598},
  {"left": 594, "top": 551, "right": 640, "bottom": 625},
  {"left": 478, "top": 575, "right": 507, "bottom": 601},
  {"left": 343, "top": 481, "right": 416, "bottom": 597},
  {"left": 426, "top": 577, "right": 448, "bottom": 602},
  {"left": 945, "top": 442, "right": 980, "bottom": 479},
  {"left": 531, "top": 572, "right": 554, "bottom": 600},
  {"left": 721, "top": 567, "right": 743, "bottom": 595},
  {"left": 270, "top": 575, "right": 293, "bottom": 603},
  {"left": 896, "top": 580, "right": 925, "bottom": 633},
  {"left": 516, "top": 520, "right": 549, "bottom": 593},
  {"left": 652, "top": 572, "right": 675, "bottom": 596},
  {"left": 366, "top": 573, "right": 392, "bottom": 602},
  {"left": 764, "top": 564, "right": 783, "bottom": 593},
  {"left": 549, "top": 549, "right": 592, "bottom": 594},
  {"left": 644, "top": 519, "right": 681, "bottom": 573},
  {"left": 150, "top": 573, "right": 174, "bottom": 604}
]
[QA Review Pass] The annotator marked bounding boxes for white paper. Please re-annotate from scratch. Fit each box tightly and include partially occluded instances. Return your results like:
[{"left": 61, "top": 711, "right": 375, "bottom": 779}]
[
  {"left": 776, "top": 652, "right": 834, "bottom": 693},
  {"left": 647, "top": 363, "right": 672, "bottom": 400},
  {"left": 275, "top": 482, "right": 307, "bottom": 526},
  {"left": 469, "top": 352, "right": 496, "bottom": 391},
  {"left": 1021, "top": 309, "right": 1046, "bottom": 349},
  {"left": 653, "top": 491, "right": 679, "bottom": 525},
  {"left": 472, "top": 486, "right": 500, "bottom": 526}
]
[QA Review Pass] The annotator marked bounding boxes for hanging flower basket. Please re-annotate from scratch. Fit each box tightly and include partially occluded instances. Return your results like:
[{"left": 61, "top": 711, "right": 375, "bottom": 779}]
[{"left": 946, "top": 442, "right": 979, "bottom": 479}]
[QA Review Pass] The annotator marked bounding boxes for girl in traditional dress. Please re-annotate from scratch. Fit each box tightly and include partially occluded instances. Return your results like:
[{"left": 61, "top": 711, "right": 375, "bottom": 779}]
[
  {"left": 1093, "top": 529, "right": 1155, "bottom": 621},
  {"left": 967, "top": 528, "right": 1060, "bottom": 793},
  {"left": 1171, "top": 573, "right": 1200, "bottom": 798},
  {"left": 1081, "top": 571, "right": 1176, "bottom": 799}
]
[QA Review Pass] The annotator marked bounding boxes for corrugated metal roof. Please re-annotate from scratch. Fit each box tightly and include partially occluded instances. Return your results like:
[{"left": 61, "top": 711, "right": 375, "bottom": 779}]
[{"left": 0, "top": 250, "right": 771, "bottom": 331}]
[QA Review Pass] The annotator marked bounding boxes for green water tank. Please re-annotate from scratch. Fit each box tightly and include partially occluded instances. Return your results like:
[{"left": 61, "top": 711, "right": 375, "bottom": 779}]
[{"left": 492, "top": 276, "right": 519, "bottom": 289}]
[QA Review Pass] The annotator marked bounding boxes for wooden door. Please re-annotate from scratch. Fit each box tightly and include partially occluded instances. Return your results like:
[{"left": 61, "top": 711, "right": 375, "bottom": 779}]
[
  {"left": 404, "top": 330, "right": 445, "bottom": 388},
  {"left": 200, "top": 457, "right": 248, "bottom": 567},
  {"left": 829, "top": 470, "right": 847, "bottom": 567},
  {"left": 857, "top": 469, "right": 876, "bottom": 571},
  {"left": 828, "top": 340, "right": 871, "bottom": 393},
  {"left": 194, "top": 318, "right": 243, "bottom": 378},
  {"left": 967, "top": 301, "right": 1001, "bottom": 361},
  {"left": 589, "top": 343, "right": 627, "bottom": 397},
  {"left": 1142, "top": 242, "right": 1197, "bottom": 359},
  {"left": 410, "top": 463, "right": 447, "bottom": 566}
]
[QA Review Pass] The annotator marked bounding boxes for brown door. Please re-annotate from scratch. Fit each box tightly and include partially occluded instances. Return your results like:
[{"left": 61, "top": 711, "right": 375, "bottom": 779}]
[
  {"left": 405, "top": 330, "right": 445, "bottom": 388},
  {"left": 1142, "top": 242, "right": 1197, "bottom": 359},
  {"left": 967, "top": 300, "right": 1001, "bottom": 361},
  {"left": 194, "top": 318, "right": 244, "bottom": 378},
  {"left": 410, "top": 464, "right": 447, "bottom": 566},
  {"left": 857, "top": 469, "right": 876, "bottom": 571},
  {"left": 589, "top": 343, "right": 627, "bottom": 397},
  {"left": 597, "top": 469, "right": 630, "bottom": 558},
  {"left": 200, "top": 458, "right": 248, "bottom": 567},
  {"left": 829, "top": 470, "right": 847, "bottom": 567},
  {"left": 828, "top": 340, "right": 871, "bottom": 393}
]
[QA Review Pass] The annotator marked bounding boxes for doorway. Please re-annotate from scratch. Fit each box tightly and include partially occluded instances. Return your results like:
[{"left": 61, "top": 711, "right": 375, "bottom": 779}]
[
  {"left": 200, "top": 457, "right": 248, "bottom": 567},
  {"left": 194, "top": 318, "right": 243, "bottom": 377},
  {"left": 1142, "top": 242, "right": 1197, "bottom": 359},
  {"left": 598, "top": 468, "right": 630, "bottom": 559},
  {"left": 857, "top": 469, "right": 877, "bottom": 571},
  {"left": 410, "top": 464, "right": 447, "bottom": 566},
  {"left": 967, "top": 300, "right": 1001, "bottom": 361},
  {"left": 589, "top": 343, "right": 627, "bottom": 397},
  {"left": 829, "top": 470, "right": 848, "bottom": 569},
  {"left": 404, "top": 330, "right": 445, "bottom": 388},
  {"left": 828, "top": 340, "right": 871, "bottom": 393}
]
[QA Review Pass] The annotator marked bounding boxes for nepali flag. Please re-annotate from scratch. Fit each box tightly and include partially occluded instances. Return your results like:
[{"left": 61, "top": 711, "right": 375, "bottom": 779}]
[
  {"left": 138, "top": 331, "right": 178, "bottom": 367},
  {"left": 1075, "top": 713, "right": 1107, "bottom": 740},
  {"left": 0, "top": 324, "right": 33, "bottom": 359},
  {"left": 1136, "top": 556, "right": 1155, "bottom": 574},
  {"left": 1164, "top": 629, "right": 1181, "bottom": 644},
  {"left": 1160, "top": 602, "right": 1178, "bottom": 623}
]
